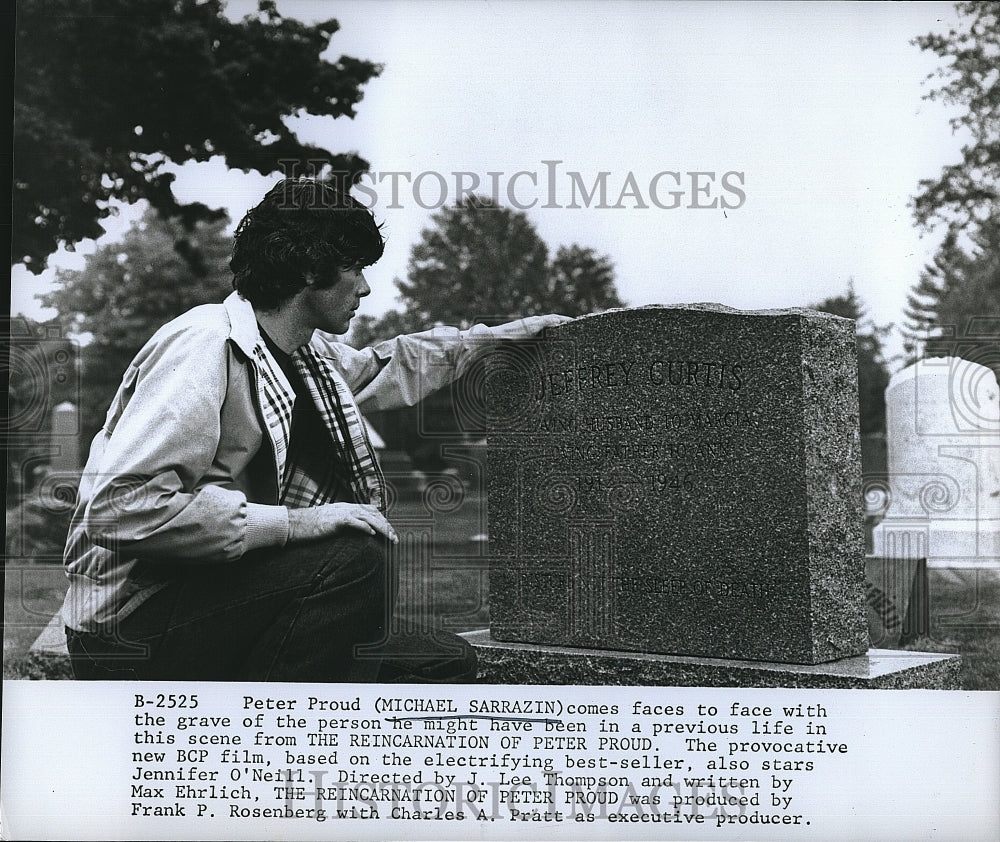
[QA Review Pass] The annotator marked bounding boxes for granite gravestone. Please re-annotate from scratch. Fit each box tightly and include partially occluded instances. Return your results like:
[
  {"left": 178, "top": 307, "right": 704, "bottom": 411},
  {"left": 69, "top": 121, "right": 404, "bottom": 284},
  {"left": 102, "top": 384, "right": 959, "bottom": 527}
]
[{"left": 485, "top": 305, "right": 869, "bottom": 665}]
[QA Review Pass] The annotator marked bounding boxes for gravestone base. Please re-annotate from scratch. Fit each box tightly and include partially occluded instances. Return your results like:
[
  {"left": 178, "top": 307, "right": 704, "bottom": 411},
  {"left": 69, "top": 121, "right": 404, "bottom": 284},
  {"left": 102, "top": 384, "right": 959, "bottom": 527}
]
[{"left": 462, "top": 630, "right": 961, "bottom": 689}]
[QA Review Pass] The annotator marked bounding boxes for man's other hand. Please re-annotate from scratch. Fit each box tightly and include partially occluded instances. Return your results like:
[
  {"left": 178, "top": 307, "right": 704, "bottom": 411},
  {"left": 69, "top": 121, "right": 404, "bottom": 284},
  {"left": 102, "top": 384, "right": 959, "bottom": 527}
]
[{"left": 287, "top": 503, "right": 398, "bottom": 544}]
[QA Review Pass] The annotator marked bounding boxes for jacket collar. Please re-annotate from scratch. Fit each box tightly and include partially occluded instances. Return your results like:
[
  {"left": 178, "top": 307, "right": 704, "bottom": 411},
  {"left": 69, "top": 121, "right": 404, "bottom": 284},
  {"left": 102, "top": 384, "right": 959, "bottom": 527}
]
[
  {"left": 223, "top": 291, "right": 293, "bottom": 490},
  {"left": 223, "top": 291, "right": 262, "bottom": 358}
]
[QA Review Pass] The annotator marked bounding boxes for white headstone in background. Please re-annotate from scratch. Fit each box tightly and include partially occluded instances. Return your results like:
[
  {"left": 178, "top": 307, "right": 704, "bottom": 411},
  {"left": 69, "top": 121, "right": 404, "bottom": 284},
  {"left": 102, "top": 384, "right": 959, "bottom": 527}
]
[
  {"left": 49, "top": 401, "right": 80, "bottom": 473},
  {"left": 872, "top": 356, "right": 1000, "bottom": 567}
]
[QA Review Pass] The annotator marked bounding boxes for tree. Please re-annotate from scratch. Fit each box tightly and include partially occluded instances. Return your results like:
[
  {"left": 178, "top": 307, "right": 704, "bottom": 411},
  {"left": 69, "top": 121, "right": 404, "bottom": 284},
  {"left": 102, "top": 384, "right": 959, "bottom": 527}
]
[
  {"left": 347, "top": 311, "right": 424, "bottom": 351},
  {"left": 547, "top": 245, "right": 624, "bottom": 316},
  {"left": 904, "top": 221, "right": 1000, "bottom": 380},
  {"left": 905, "top": 2, "right": 1000, "bottom": 377},
  {"left": 392, "top": 195, "right": 623, "bottom": 331},
  {"left": 395, "top": 196, "right": 552, "bottom": 327},
  {"left": 14, "top": 0, "right": 381, "bottom": 272},
  {"left": 812, "top": 286, "right": 892, "bottom": 437},
  {"left": 41, "top": 210, "right": 234, "bottom": 444},
  {"left": 911, "top": 1, "right": 1000, "bottom": 245}
]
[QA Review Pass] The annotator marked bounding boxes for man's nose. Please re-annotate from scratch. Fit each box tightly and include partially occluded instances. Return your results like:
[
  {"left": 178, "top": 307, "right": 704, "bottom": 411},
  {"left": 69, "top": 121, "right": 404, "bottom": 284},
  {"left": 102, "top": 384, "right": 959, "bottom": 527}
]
[{"left": 358, "top": 274, "right": 371, "bottom": 297}]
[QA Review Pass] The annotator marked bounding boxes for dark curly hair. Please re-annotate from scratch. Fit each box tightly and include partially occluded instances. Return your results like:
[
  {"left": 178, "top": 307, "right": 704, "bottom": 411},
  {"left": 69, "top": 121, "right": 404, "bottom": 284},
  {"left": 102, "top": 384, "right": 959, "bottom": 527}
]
[{"left": 231, "top": 178, "right": 385, "bottom": 309}]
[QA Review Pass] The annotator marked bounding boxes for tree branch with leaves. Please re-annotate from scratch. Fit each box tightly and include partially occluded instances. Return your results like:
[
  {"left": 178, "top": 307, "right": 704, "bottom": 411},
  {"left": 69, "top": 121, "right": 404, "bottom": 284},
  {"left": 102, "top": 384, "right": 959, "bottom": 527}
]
[
  {"left": 13, "top": 0, "right": 381, "bottom": 272},
  {"left": 904, "top": 1, "right": 1000, "bottom": 376},
  {"left": 911, "top": 1, "right": 1000, "bottom": 242}
]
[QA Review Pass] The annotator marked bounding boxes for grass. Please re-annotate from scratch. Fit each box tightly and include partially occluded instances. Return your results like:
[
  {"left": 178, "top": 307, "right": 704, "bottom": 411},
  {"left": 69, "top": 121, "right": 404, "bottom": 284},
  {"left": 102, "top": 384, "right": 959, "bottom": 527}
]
[
  {"left": 3, "top": 562, "right": 72, "bottom": 679},
  {"left": 5, "top": 480, "right": 998, "bottom": 688},
  {"left": 902, "top": 567, "right": 1000, "bottom": 691}
]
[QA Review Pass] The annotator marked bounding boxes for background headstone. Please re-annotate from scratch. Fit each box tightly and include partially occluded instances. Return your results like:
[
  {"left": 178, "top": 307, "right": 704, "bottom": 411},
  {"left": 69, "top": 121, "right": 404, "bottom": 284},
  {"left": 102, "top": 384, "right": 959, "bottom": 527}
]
[
  {"left": 486, "top": 305, "right": 869, "bottom": 665},
  {"left": 48, "top": 401, "right": 80, "bottom": 473},
  {"left": 871, "top": 356, "right": 1000, "bottom": 567}
]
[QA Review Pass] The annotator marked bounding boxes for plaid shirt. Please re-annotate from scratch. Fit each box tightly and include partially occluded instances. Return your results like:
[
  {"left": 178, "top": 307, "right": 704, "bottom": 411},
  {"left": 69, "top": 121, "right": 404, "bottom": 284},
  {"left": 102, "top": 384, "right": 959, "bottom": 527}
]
[{"left": 250, "top": 340, "right": 386, "bottom": 512}]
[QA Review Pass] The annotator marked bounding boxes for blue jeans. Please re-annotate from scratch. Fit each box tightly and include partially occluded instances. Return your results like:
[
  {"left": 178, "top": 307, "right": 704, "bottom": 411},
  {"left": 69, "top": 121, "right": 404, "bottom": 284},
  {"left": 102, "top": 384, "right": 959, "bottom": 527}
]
[{"left": 66, "top": 533, "right": 476, "bottom": 683}]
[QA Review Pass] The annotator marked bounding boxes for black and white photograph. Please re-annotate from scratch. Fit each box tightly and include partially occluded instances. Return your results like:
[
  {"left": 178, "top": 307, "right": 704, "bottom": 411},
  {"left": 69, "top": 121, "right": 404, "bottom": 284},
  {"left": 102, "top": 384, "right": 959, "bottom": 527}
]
[{"left": 4, "top": 1, "right": 999, "bottom": 839}]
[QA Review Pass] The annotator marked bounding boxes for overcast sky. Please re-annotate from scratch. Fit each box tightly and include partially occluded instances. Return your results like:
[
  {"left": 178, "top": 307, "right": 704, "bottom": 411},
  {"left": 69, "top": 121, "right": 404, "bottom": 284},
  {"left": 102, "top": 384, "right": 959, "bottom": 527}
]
[{"left": 11, "top": 0, "right": 966, "bottom": 367}]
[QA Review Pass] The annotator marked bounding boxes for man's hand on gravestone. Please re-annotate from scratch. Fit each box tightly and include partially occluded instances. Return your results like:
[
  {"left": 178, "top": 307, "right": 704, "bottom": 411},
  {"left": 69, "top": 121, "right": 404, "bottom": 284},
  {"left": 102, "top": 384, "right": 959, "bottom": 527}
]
[
  {"left": 287, "top": 503, "right": 399, "bottom": 544},
  {"left": 528, "top": 314, "right": 574, "bottom": 333},
  {"left": 486, "top": 313, "right": 574, "bottom": 341}
]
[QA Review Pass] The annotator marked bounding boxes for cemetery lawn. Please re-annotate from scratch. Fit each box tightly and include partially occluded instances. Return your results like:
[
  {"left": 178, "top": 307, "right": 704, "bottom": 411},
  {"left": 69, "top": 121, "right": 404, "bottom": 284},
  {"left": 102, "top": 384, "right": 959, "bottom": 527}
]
[
  {"left": 5, "top": 497, "right": 999, "bottom": 690},
  {"left": 902, "top": 567, "right": 1000, "bottom": 692},
  {"left": 3, "top": 563, "right": 73, "bottom": 679}
]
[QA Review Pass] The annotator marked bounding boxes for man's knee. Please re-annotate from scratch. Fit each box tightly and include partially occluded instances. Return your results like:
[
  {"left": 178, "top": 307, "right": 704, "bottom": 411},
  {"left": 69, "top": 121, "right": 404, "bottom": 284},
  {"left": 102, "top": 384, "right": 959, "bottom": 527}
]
[
  {"left": 303, "top": 534, "right": 395, "bottom": 641},
  {"left": 310, "top": 533, "right": 391, "bottom": 591}
]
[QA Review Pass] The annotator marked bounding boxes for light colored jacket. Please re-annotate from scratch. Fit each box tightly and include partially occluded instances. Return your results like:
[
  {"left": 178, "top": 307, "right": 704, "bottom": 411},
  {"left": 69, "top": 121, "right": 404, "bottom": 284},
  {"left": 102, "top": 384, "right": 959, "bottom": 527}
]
[{"left": 62, "top": 291, "right": 552, "bottom": 632}]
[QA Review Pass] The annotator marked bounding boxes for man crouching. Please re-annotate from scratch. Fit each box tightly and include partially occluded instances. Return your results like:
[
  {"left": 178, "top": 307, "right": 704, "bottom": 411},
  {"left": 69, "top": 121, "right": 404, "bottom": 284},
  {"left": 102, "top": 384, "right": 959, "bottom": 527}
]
[{"left": 62, "top": 177, "right": 567, "bottom": 682}]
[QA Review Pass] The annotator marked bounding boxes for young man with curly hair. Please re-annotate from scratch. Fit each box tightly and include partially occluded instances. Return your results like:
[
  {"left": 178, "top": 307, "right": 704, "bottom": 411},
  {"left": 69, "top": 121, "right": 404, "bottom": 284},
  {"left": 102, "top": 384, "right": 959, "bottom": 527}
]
[{"left": 62, "top": 178, "right": 567, "bottom": 682}]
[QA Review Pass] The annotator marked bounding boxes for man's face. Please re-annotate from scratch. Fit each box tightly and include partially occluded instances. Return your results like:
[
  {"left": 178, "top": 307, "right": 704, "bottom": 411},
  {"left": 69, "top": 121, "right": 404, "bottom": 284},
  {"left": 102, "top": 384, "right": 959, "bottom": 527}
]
[{"left": 304, "top": 267, "right": 371, "bottom": 335}]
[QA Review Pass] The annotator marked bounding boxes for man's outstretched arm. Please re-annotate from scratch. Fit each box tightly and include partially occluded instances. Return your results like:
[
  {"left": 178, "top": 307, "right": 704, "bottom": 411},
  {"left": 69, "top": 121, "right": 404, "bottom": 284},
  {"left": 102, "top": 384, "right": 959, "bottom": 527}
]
[{"left": 315, "top": 314, "right": 572, "bottom": 412}]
